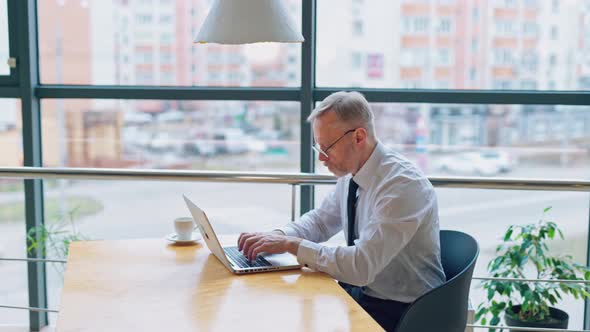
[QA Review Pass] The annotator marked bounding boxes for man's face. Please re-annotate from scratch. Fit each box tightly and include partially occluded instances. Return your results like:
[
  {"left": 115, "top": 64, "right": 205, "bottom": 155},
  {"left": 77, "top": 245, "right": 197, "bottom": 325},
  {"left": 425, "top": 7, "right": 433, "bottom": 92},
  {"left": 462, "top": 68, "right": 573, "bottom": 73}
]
[{"left": 312, "top": 112, "right": 355, "bottom": 177}]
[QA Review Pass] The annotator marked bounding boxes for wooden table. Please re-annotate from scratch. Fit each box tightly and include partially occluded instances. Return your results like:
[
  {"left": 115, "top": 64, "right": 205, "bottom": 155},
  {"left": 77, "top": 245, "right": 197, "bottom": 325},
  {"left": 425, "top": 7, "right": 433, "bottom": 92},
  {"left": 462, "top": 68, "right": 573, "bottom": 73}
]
[{"left": 56, "top": 236, "right": 383, "bottom": 331}]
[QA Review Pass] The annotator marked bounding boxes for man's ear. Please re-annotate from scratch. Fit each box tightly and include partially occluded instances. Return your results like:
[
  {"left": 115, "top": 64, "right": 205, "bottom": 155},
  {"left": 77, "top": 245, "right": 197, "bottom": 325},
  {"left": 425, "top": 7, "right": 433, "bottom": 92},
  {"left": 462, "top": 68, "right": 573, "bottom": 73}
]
[{"left": 355, "top": 128, "right": 367, "bottom": 144}]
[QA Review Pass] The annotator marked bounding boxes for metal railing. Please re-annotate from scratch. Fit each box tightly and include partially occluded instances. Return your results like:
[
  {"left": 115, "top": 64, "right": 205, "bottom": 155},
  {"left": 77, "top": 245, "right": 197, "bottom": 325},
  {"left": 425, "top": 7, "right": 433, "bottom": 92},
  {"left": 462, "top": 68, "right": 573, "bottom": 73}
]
[
  {"left": 473, "top": 277, "right": 590, "bottom": 284},
  {"left": 0, "top": 305, "right": 58, "bottom": 313},
  {"left": 0, "top": 166, "right": 588, "bottom": 223},
  {"left": 1, "top": 166, "right": 589, "bottom": 330},
  {"left": 0, "top": 167, "right": 588, "bottom": 190},
  {"left": 0, "top": 257, "right": 66, "bottom": 263},
  {"left": 466, "top": 325, "right": 590, "bottom": 331}
]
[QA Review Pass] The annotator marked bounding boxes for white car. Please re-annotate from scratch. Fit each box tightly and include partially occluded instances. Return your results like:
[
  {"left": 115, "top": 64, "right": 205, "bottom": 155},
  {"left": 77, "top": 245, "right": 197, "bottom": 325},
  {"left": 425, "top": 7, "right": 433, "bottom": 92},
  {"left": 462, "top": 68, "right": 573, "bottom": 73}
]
[
  {"left": 212, "top": 129, "right": 249, "bottom": 154},
  {"left": 479, "top": 151, "right": 516, "bottom": 173},
  {"left": 124, "top": 112, "right": 152, "bottom": 125},
  {"left": 183, "top": 139, "right": 216, "bottom": 157},
  {"left": 148, "top": 132, "right": 185, "bottom": 153},
  {"left": 156, "top": 110, "right": 185, "bottom": 123},
  {"left": 438, "top": 151, "right": 513, "bottom": 176}
]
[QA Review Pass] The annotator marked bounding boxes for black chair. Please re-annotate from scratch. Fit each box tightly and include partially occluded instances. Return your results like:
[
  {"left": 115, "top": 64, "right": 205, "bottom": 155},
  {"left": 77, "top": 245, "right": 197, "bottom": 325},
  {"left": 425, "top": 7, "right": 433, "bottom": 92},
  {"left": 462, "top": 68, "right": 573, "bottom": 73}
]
[{"left": 395, "top": 230, "right": 479, "bottom": 332}]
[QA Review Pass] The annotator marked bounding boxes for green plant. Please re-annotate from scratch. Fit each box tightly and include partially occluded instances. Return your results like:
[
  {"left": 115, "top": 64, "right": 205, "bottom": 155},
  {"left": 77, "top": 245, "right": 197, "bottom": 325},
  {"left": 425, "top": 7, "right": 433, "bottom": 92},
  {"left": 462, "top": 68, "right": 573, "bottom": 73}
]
[
  {"left": 27, "top": 205, "right": 90, "bottom": 275},
  {"left": 475, "top": 207, "right": 590, "bottom": 329}
]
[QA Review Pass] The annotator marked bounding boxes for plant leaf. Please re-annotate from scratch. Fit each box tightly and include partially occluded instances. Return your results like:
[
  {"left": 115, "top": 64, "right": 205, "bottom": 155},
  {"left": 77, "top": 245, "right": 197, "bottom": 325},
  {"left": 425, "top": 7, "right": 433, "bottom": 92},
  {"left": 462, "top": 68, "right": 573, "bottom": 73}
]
[
  {"left": 490, "top": 316, "right": 500, "bottom": 326},
  {"left": 504, "top": 227, "right": 513, "bottom": 241}
]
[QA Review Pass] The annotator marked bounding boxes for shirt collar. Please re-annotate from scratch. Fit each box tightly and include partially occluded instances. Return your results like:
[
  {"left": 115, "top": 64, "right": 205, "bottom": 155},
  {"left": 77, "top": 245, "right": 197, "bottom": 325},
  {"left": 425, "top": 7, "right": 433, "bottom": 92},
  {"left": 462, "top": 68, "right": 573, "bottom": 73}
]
[{"left": 352, "top": 141, "right": 386, "bottom": 190}]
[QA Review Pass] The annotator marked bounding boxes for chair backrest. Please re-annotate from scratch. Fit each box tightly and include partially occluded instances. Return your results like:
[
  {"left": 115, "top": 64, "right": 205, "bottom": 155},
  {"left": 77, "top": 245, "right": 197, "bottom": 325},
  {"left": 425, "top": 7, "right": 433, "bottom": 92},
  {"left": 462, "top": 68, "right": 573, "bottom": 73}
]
[{"left": 395, "top": 230, "right": 479, "bottom": 332}]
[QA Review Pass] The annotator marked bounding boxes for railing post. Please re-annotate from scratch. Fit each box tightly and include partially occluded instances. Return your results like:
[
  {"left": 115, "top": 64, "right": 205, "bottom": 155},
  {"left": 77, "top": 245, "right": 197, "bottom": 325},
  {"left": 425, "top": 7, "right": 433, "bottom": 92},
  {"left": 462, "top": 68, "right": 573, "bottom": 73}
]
[
  {"left": 585, "top": 195, "right": 590, "bottom": 329},
  {"left": 291, "top": 184, "right": 297, "bottom": 222}
]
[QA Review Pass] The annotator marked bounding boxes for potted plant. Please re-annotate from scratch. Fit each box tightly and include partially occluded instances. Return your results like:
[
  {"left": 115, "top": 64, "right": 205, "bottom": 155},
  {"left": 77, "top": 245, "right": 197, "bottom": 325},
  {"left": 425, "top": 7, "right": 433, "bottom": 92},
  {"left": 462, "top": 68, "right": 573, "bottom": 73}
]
[{"left": 475, "top": 207, "right": 590, "bottom": 331}]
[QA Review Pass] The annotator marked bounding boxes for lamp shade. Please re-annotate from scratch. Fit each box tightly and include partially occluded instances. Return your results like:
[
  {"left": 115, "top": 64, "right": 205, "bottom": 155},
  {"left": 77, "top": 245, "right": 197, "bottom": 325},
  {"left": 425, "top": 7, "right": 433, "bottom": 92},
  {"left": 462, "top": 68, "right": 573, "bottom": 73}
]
[{"left": 194, "top": 0, "right": 304, "bottom": 44}]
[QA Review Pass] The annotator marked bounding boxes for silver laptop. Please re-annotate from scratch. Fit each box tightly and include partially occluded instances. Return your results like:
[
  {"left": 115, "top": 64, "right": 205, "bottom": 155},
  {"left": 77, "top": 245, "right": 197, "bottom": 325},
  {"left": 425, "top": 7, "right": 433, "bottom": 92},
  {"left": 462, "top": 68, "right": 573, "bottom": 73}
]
[{"left": 183, "top": 195, "right": 301, "bottom": 274}]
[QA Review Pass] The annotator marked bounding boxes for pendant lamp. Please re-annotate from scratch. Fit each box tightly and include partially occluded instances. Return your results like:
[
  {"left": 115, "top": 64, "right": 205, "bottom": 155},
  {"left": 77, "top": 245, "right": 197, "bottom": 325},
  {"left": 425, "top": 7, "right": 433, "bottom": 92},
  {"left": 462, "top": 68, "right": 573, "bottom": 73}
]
[{"left": 194, "top": 0, "right": 304, "bottom": 44}]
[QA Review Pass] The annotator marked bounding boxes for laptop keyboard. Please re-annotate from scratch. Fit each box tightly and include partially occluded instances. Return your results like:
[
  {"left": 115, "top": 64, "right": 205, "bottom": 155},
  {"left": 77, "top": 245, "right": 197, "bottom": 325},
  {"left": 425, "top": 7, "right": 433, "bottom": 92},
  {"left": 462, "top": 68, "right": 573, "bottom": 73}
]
[{"left": 224, "top": 246, "right": 272, "bottom": 269}]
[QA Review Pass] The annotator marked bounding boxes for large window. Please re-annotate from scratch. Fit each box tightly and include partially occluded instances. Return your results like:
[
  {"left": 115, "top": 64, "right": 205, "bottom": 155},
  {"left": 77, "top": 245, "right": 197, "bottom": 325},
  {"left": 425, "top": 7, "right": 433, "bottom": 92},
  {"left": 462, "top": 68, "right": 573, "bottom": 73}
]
[
  {"left": 3, "top": 0, "right": 590, "bottom": 330},
  {"left": 317, "top": 0, "right": 590, "bottom": 90},
  {"left": 36, "top": 0, "right": 301, "bottom": 87}
]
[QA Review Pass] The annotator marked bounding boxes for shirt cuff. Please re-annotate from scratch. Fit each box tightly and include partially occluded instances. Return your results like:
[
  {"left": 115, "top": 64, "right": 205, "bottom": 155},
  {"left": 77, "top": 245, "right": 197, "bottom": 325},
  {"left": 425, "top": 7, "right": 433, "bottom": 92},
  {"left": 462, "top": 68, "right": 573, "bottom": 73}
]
[
  {"left": 274, "top": 225, "right": 300, "bottom": 237},
  {"left": 296, "top": 239, "right": 321, "bottom": 270},
  {"left": 271, "top": 229, "right": 286, "bottom": 235}
]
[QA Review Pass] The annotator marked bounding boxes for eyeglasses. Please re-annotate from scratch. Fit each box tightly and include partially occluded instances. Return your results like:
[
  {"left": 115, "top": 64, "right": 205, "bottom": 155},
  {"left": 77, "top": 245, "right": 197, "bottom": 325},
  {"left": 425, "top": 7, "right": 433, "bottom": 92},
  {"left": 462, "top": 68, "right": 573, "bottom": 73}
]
[{"left": 312, "top": 129, "right": 356, "bottom": 158}]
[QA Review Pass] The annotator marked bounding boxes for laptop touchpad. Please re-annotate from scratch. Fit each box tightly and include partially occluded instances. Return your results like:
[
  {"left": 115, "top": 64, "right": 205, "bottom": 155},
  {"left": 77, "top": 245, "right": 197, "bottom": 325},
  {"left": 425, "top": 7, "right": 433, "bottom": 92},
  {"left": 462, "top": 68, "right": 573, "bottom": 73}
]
[{"left": 261, "top": 252, "right": 299, "bottom": 266}]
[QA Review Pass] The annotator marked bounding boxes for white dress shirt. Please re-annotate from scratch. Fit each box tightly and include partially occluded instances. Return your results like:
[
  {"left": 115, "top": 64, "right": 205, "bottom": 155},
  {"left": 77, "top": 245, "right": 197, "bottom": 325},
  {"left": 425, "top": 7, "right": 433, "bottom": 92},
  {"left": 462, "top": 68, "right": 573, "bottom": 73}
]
[{"left": 278, "top": 142, "right": 445, "bottom": 302}]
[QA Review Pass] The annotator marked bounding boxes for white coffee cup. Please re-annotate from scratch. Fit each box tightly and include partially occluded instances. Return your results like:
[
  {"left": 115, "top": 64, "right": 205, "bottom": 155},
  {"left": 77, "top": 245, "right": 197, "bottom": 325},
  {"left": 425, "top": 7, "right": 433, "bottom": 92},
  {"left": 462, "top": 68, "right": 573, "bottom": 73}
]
[{"left": 174, "top": 217, "right": 195, "bottom": 241}]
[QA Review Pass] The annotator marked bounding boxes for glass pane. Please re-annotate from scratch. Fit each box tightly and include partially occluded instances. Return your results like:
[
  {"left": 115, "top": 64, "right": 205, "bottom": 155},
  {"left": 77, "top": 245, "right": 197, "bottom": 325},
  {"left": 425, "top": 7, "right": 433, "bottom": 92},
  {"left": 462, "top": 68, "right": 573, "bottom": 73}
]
[
  {"left": 317, "top": 0, "right": 590, "bottom": 90},
  {"left": 0, "top": 0, "right": 9, "bottom": 75},
  {"left": 0, "top": 100, "right": 26, "bottom": 327},
  {"left": 41, "top": 99, "right": 300, "bottom": 172},
  {"left": 0, "top": 180, "right": 28, "bottom": 327},
  {"left": 37, "top": 0, "right": 301, "bottom": 87},
  {"left": 0, "top": 99, "right": 22, "bottom": 165},
  {"left": 313, "top": 102, "right": 590, "bottom": 180}
]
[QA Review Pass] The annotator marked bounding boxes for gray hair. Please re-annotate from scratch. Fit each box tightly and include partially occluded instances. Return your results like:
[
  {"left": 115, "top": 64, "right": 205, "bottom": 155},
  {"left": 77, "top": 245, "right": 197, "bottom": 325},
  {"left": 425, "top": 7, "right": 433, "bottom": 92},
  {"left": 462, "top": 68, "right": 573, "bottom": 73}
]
[{"left": 307, "top": 91, "right": 376, "bottom": 138}]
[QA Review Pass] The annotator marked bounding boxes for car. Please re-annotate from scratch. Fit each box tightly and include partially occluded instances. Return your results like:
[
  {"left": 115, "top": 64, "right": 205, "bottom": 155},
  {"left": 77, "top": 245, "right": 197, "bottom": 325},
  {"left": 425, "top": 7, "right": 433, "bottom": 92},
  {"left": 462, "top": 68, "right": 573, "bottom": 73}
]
[
  {"left": 245, "top": 137, "right": 267, "bottom": 153},
  {"left": 437, "top": 151, "right": 514, "bottom": 176},
  {"left": 156, "top": 110, "right": 185, "bottom": 123},
  {"left": 122, "top": 127, "right": 152, "bottom": 147},
  {"left": 212, "top": 129, "right": 249, "bottom": 154},
  {"left": 148, "top": 132, "right": 184, "bottom": 153},
  {"left": 479, "top": 151, "right": 516, "bottom": 173},
  {"left": 183, "top": 139, "right": 216, "bottom": 157},
  {"left": 124, "top": 112, "right": 152, "bottom": 125}
]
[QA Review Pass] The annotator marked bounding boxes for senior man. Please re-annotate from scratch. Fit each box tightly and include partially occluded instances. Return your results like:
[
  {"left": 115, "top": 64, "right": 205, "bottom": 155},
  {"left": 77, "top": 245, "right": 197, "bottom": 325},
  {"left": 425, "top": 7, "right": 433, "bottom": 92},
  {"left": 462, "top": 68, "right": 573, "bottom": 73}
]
[{"left": 238, "top": 91, "right": 445, "bottom": 331}]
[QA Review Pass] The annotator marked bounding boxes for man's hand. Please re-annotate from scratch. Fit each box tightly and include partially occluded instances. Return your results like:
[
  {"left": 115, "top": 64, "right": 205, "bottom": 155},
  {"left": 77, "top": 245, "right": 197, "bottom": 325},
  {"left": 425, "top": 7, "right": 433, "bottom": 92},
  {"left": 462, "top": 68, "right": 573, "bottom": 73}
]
[{"left": 238, "top": 231, "right": 302, "bottom": 261}]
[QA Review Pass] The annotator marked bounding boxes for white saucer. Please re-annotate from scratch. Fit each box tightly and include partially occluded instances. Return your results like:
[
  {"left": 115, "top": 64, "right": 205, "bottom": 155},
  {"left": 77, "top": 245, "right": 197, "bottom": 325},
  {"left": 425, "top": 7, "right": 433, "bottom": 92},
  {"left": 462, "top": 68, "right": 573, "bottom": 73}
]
[{"left": 166, "top": 232, "right": 202, "bottom": 244}]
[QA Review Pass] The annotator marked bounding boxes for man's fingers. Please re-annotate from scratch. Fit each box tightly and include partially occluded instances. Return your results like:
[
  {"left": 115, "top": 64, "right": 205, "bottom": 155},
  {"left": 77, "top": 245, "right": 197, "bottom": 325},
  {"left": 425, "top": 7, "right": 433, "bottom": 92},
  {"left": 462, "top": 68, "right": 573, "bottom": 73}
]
[
  {"left": 238, "top": 232, "right": 258, "bottom": 251},
  {"left": 237, "top": 233, "right": 245, "bottom": 250},
  {"left": 238, "top": 233, "right": 249, "bottom": 251},
  {"left": 238, "top": 233, "right": 252, "bottom": 251},
  {"left": 242, "top": 235, "right": 262, "bottom": 255},
  {"left": 250, "top": 244, "right": 267, "bottom": 261},
  {"left": 240, "top": 234, "right": 287, "bottom": 260},
  {"left": 247, "top": 239, "right": 265, "bottom": 261}
]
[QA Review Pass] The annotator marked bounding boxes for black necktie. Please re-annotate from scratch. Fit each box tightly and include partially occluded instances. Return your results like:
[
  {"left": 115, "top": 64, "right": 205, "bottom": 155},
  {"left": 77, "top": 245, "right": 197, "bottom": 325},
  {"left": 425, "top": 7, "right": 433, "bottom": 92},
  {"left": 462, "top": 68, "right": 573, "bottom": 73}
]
[{"left": 347, "top": 178, "right": 359, "bottom": 246}]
